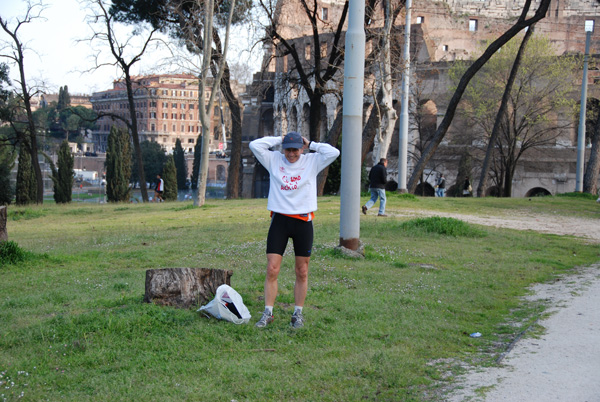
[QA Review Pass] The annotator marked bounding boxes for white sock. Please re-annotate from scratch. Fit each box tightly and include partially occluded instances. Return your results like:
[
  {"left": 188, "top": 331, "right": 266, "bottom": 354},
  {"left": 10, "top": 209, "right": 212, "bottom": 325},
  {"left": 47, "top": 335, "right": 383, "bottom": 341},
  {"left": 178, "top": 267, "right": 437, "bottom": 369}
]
[
  {"left": 265, "top": 306, "right": 273, "bottom": 315},
  {"left": 294, "top": 306, "right": 303, "bottom": 314}
]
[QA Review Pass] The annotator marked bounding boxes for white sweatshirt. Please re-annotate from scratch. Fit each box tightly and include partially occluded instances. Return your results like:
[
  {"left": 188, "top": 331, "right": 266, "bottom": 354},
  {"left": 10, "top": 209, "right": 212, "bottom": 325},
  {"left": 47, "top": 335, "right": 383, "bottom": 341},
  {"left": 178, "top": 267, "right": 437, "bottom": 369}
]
[{"left": 249, "top": 136, "right": 340, "bottom": 215}]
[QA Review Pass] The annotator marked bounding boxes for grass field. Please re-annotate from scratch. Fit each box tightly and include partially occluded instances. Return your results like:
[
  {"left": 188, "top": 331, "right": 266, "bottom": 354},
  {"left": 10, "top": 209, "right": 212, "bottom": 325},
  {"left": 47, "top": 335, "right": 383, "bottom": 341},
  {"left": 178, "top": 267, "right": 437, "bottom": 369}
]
[{"left": 1, "top": 194, "right": 599, "bottom": 401}]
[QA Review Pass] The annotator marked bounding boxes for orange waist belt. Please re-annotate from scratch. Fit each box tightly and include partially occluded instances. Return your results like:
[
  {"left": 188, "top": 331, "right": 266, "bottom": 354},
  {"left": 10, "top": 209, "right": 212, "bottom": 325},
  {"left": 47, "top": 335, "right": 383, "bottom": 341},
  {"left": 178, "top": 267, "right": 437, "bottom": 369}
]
[{"left": 270, "top": 211, "right": 314, "bottom": 222}]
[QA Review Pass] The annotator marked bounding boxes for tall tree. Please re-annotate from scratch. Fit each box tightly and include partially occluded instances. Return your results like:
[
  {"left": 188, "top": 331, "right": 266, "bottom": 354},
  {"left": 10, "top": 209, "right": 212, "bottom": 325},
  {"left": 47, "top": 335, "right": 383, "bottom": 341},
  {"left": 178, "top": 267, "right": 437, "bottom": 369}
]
[
  {"left": 0, "top": 135, "right": 15, "bottom": 205},
  {"left": 450, "top": 35, "right": 577, "bottom": 197},
  {"left": 86, "top": 0, "right": 162, "bottom": 202},
  {"left": 51, "top": 140, "right": 74, "bottom": 204},
  {"left": 476, "top": 25, "right": 535, "bottom": 197},
  {"left": 15, "top": 139, "right": 36, "bottom": 205},
  {"left": 105, "top": 125, "right": 132, "bottom": 202},
  {"left": 109, "top": 0, "right": 252, "bottom": 199},
  {"left": 406, "top": 0, "right": 552, "bottom": 193},
  {"left": 582, "top": 99, "right": 600, "bottom": 195},
  {"left": 1, "top": 3, "right": 48, "bottom": 203},
  {"left": 57, "top": 86, "right": 71, "bottom": 112},
  {"left": 131, "top": 140, "right": 167, "bottom": 189},
  {"left": 173, "top": 138, "right": 188, "bottom": 190},
  {"left": 162, "top": 155, "right": 178, "bottom": 201}
]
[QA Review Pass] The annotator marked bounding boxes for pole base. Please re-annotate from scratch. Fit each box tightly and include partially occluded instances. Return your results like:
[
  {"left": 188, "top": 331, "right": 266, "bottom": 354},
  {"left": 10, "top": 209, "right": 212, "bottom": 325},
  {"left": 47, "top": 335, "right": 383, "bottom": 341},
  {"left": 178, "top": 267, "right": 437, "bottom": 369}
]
[{"left": 339, "top": 237, "right": 359, "bottom": 251}]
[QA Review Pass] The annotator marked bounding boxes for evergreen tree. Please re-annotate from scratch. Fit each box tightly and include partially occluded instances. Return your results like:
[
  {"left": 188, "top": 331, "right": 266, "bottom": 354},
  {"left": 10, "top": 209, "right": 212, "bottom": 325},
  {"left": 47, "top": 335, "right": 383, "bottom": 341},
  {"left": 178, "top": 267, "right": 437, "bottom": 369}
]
[
  {"left": 162, "top": 155, "right": 178, "bottom": 201},
  {"left": 173, "top": 138, "right": 188, "bottom": 190},
  {"left": 131, "top": 140, "right": 166, "bottom": 188},
  {"left": 0, "top": 139, "right": 15, "bottom": 205},
  {"left": 191, "top": 137, "right": 201, "bottom": 190},
  {"left": 52, "top": 140, "right": 74, "bottom": 203},
  {"left": 57, "top": 85, "right": 71, "bottom": 111},
  {"left": 105, "top": 126, "right": 132, "bottom": 202},
  {"left": 15, "top": 140, "right": 36, "bottom": 205}
]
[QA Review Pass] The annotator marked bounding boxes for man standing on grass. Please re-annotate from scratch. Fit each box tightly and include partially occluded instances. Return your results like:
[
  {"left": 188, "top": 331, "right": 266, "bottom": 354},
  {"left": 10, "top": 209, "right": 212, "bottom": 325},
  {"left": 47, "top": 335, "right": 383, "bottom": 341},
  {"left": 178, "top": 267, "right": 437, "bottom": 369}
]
[
  {"left": 362, "top": 158, "right": 388, "bottom": 217},
  {"left": 249, "top": 132, "right": 339, "bottom": 329}
]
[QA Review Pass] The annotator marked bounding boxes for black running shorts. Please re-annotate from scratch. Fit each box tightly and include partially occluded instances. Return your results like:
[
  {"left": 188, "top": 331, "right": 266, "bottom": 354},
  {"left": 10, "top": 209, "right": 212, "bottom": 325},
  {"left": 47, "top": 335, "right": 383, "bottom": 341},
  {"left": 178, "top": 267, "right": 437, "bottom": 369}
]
[{"left": 266, "top": 213, "right": 314, "bottom": 257}]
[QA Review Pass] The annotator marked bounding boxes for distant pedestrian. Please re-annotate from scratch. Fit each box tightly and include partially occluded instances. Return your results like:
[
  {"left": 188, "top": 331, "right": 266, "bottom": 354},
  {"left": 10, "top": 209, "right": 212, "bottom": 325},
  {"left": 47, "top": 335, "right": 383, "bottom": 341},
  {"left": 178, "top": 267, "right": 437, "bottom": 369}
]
[
  {"left": 463, "top": 177, "right": 472, "bottom": 197},
  {"left": 362, "top": 158, "right": 388, "bottom": 217},
  {"left": 154, "top": 174, "right": 164, "bottom": 202},
  {"left": 436, "top": 174, "right": 446, "bottom": 197}
]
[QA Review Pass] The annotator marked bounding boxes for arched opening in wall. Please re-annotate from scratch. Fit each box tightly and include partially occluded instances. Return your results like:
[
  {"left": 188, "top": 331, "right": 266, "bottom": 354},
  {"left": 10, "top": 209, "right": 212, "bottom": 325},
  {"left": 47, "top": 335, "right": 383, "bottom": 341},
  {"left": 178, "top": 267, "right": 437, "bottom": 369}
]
[
  {"left": 385, "top": 180, "right": 398, "bottom": 192},
  {"left": 320, "top": 103, "right": 328, "bottom": 142},
  {"left": 301, "top": 103, "right": 310, "bottom": 138},
  {"left": 414, "top": 182, "right": 435, "bottom": 197},
  {"left": 416, "top": 99, "right": 438, "bottom": 147},
  {"left": 485, "top": 185, "right": 501, "bottom": 197},
  {"left": 525, "top": 187, "right": 551, "bottom": 197},
  {"left": 216, "top": 165, "right": 227, "bottom": 181},
  {"left": 259, "top": 108, "right": 274, "bottom": 138},
  {"left": 288, "top": 106, "right": 298, "bottom": 132},
  {"left": 585, "top": 98, "right": 600, "bottom": 146},
  {"left": 280, "top": 105, "right": 288, "bottom": 135},
  {"left": 264, "top": 86, "right": 275, "bottom": 103},
  {"left": 253, "top": 162, "right": 270, "bottom": 198}
]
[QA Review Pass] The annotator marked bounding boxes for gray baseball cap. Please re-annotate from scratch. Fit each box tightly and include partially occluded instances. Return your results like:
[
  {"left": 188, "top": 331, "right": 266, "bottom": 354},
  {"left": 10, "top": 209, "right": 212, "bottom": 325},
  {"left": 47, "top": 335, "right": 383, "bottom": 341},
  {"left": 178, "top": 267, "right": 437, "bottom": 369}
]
[{"left": 282, "top": 132, "right": 303, "bottom": 149}]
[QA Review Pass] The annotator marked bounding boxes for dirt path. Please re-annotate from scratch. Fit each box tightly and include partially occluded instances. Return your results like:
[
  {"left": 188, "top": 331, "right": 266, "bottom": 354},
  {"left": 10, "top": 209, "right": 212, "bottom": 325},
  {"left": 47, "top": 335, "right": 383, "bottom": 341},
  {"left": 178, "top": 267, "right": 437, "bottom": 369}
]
[{"left": 394, "top": 209, "right": 600, "bottom": 243}]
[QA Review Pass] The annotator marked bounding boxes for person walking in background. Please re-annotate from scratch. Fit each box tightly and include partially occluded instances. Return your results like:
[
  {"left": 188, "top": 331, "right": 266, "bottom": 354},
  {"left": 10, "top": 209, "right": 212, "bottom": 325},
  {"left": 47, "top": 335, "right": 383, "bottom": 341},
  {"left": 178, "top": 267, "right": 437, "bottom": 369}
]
[
  {"left": 249, "top": 132, "right": 340, "bottom": 329},
  {"left": 463, "top": 177, "right": 472, "bottom": 197},
  {"left": 154, "top": 174, "right": 164, "bottom": 202},
  {"left": 436, "top": 174, "right": 446, "bottom": 197},
  {"left": 362, "top": 158, "right": 388, "bottom": 217}
]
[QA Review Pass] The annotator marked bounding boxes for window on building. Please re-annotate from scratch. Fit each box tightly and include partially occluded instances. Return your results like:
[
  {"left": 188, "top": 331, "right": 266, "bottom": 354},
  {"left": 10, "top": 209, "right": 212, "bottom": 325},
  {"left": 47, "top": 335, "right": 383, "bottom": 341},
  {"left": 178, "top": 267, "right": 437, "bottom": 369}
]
[
  {"left": 469, "top": 19, "right": 478, "bottom": 32},
  {"left": 189, "top": 138, "right": 194, "bottom": 143},
  {"left": 181, "top": 114, "right": 185, "bottom": 120},
  {"left": 321, "top": 42, "right": 327, "bottom": 58},
  {"left": 322, "top": 7, "right": 328, "bottom": 20},
  {"left": 172, "top": 124, "right": 176, "bottom": 131},
  {"left": 163, "top": 124, "right": 167, "bottom": 131},
  {"left": 172, "top": 103, "right": 177, "bottom": 108},
  {"left": 305, "top": 43, "right": 311, "bottom": 60},
  {"left": 189, "top": 104, "right": 195, "bottom": 109},
  {"left": 442, "top": 45, "right": 448, "bottom": 52},
  {"left": 416, "top": 16, "right": 424, "bottom": 24},
  {"left": 181, "top": 103, "right": 186, "bottom": 109},
  {"left": 151, "top": 124, "right": 155, "bottom": 131}
]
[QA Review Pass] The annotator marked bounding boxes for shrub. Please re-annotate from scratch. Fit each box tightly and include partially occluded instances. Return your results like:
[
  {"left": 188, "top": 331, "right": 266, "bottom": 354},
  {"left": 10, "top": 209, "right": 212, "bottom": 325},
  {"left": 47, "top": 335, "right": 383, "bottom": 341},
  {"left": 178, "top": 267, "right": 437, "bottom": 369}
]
[
  {"left": 400, "top": 216, "right": 486, "bottom": 237},
  {"left": 0, "top": 241, "right": 29, "bottom": 266}
]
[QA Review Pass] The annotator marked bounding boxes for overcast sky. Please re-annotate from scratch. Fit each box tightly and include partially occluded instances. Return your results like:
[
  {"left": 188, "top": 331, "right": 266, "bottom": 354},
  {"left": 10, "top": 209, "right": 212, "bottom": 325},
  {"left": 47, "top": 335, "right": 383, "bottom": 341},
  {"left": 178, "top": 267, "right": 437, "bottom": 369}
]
[{"left": 1, "top": 0, "right": 262, "bottom": 95}]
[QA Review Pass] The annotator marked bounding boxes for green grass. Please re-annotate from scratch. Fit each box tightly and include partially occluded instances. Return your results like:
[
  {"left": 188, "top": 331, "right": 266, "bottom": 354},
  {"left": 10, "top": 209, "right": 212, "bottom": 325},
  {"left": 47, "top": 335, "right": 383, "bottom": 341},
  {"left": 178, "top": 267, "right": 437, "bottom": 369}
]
[{"left": 1, "top": 196, "right": 599, "bottom": 401}]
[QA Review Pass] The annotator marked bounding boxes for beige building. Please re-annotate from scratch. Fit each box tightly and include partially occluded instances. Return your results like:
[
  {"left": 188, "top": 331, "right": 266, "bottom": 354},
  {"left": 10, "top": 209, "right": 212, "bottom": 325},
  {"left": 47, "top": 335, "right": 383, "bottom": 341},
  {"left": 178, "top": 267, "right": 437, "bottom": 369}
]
[{"left": 90, "top": 74, "right": 233, "bottom": 154}]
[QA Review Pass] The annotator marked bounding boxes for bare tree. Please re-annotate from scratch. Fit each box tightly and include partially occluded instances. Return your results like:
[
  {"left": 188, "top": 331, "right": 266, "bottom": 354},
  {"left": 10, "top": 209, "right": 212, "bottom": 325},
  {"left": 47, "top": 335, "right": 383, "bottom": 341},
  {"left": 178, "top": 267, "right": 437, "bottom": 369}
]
[
  {"left": 0, "top": 1, "right": 48, "bottom": 203},
  {"left": 84, "top": 0, "right": 164, "bottom": 202},
  {"left": 406, "top": 0, "right": 552, "bottom": 194},
  {"left": 109, "top": 0, "right": 251, "bottom": 200}
]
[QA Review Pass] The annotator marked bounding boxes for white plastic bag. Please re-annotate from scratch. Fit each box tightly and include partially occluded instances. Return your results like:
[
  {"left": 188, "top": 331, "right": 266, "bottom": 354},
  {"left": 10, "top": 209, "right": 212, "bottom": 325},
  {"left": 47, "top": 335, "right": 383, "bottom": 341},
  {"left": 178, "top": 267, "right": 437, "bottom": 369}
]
[{"left": 197, "top": 284, "right": 251, "bottom": 324}]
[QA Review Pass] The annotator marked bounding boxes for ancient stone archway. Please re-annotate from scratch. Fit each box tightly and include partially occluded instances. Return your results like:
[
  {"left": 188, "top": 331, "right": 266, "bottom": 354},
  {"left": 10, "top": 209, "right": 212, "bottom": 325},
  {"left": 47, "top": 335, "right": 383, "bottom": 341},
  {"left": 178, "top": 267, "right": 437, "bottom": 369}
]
[
  {"left": 415, "top": 182, "right": 435, "bottom": 197},
  {"left": 301, "top": 103, "right": 310, "bottom": 138},
  {"left": 259, "top": 108, "right": 274, "bottom": 138},
  {"left": 525, "top": 187, "right": 552, "bottom": 197}
]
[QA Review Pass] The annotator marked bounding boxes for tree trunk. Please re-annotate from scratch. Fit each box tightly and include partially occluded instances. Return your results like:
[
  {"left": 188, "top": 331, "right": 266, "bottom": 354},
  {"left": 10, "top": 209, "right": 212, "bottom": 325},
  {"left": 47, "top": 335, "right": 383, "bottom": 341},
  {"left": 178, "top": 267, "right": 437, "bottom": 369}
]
[
  {"left": 583, "top": 109, "right": 600, "bottom": 194},
  {"left": 125, "top": 73, "right": 149, "bottom": 202},
  {"left": 220, "top": 64, "right": 244, "bottom": 199},
  {"left": 144, "top": 268, "right": 233, "bottom": 308},
  {"left": 317, "top": 107, "right": 344, "bottom": 195},
  {"left": 0, "top": 206, "right": 7, "bottom": 242},
  {"left": 477, "top": 25, "right": 534, "bottom": 197}
]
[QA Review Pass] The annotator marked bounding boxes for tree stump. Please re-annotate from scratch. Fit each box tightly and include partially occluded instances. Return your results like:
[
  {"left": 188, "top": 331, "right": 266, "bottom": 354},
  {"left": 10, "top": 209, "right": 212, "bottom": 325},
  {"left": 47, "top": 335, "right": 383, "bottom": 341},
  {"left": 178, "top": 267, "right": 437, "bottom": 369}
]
[
  {"left": 144, "top": 268, "right": 233, "bottom": 309},
  {"left": 0, "top": 206, "right": 7, "bottom": 242}
]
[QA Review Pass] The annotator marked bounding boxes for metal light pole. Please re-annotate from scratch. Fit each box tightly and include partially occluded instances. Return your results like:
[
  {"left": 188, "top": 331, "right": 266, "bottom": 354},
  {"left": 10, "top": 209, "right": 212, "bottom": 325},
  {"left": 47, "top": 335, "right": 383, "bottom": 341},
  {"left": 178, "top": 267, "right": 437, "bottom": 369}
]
[
  {"left": 576, "top": 28, "right": 592, "bottom": 192},
  {"left": 397, "top": 0, "right": 412, "bottom": 193},
  {"left": 339, "top": 0, "right": 365, "bottom": 250}
]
